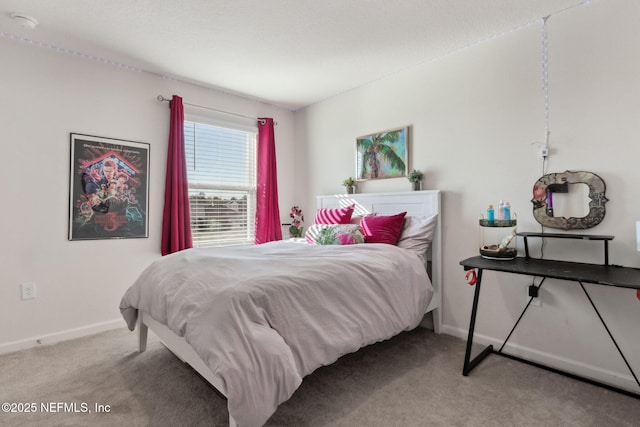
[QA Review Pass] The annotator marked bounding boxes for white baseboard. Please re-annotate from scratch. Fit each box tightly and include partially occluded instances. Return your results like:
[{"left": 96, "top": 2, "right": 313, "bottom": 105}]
[
  {"left": 442, "top": 324, "right": 640, "bottom": 394},
  {"left": 0, "top": 319, "right": 124, "bottom": 355}
]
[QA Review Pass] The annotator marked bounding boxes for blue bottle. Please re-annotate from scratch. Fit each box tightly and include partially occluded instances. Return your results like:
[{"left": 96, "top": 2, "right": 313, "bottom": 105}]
[{"left": 487, "top": 204, "right": 495, "bottom": 222}]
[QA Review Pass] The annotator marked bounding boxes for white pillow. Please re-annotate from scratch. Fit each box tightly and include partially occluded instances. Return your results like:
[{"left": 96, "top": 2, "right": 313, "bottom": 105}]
[
  {"left": 349, "top": 213, "right": 376, "bottom": 226},
  {"left": 396, "top": 214, "right": 438, "bottom": 263},
  {"left": 350, "top": 215, "right": 364, "bottom": 226}
]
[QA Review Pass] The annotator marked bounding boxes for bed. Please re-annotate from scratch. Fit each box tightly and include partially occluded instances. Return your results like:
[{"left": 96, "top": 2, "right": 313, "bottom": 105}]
[{"left": 120, "top": 190, "right": 441, "bottom": 427}]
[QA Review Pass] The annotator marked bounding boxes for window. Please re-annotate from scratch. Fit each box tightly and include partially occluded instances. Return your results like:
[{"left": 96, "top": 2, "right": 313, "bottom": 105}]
[{"left": 184, "top": 119, "right": 257, "bottom": 247}]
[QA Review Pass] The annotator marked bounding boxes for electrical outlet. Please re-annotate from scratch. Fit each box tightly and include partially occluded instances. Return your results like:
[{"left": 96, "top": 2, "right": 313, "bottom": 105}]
[
  {"left": 21, "top": 282, "right": 37, "bottom": 300},
  {"left": 528, "top": 285, "right": 541, "bottom": 307}
]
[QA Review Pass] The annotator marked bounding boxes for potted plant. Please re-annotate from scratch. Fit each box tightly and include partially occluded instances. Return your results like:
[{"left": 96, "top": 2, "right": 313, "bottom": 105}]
[
  {"left": 289, "top": 206, "right": 304, "bottom": 238},
  {"left": 342, "top": 177, "right": 356, "bottom": 194},
  {"left": 408, "top": 169, "right": 424, "bottom": 191}
]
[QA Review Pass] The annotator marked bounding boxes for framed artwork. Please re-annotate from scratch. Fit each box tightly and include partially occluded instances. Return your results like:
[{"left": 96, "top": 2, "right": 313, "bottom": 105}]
[
  {"left": 69, "top": 133, "right": 150, "bottom": 240},
  {"left": 356, "top": 126, "right": 408, "bottom": 180}
]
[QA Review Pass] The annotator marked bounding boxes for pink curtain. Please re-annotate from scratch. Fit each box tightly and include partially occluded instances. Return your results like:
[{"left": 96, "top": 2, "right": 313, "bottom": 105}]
[
  {"left": 255, "top": 118, "right": 282, "bottom": 244},
  {"left": 161, "top": 95, "right": 193, "bottom": 255}
]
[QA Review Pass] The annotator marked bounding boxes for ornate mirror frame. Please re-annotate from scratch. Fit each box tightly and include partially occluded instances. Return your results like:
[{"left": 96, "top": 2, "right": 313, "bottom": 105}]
[{"left": 531, "top": 170, "right": 608, "bottom": 230}]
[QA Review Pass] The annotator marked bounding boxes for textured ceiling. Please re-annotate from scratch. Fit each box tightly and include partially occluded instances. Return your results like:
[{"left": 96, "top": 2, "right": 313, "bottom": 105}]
[{"left": 0, "top": 0, "right": 587, "bottom": 110}]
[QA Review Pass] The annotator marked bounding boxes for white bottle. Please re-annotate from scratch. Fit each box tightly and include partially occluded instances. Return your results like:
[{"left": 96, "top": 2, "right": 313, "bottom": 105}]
[
  {"left": 503, "top": 202, "right": 511, "bottom": 220},
  {"left": 497, "top": 200, "right": 504, "bottom": 220}
]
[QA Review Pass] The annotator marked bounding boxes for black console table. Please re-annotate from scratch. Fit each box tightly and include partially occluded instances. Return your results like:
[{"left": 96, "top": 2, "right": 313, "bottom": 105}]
[{"left": 460, "top": 232, "right": 640, "bottom": 398}]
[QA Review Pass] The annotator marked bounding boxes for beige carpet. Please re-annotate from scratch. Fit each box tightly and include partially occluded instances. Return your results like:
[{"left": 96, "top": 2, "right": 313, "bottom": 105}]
[{"left": 0, "top": 327, "right": 638, "bottom": 426}]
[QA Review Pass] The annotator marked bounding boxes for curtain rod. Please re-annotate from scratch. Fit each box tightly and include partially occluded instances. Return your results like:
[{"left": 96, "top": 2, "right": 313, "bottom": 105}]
[{"left": 157, "top": 95, "right": 275, "bottom": 126}]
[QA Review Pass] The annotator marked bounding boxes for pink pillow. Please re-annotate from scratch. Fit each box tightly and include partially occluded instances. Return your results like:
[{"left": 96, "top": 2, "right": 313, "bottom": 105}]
[
  {"left": 361, "top": 212, "right": 407, "bottom": 244},
  {"left": 314, "top": 204, "right": 355, "bottom": 224}
]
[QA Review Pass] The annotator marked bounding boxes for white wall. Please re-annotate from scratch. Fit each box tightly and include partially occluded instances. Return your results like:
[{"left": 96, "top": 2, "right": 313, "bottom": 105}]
[
  {"left": 0, "top": 37, "right": 296, "bottom": 352},
  {"left": 296, "top": 0, "right": 640, "bottom": 391}
]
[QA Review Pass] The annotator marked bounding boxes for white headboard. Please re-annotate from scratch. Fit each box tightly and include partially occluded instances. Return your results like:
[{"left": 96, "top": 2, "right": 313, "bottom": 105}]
[{"left": 316, "top": 190, "right": 442, "bottom": 333}]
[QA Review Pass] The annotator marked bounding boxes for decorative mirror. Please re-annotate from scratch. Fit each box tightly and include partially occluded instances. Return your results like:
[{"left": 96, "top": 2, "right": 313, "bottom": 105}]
[{"left": 531, "top": 170, "right": 608, "bottom": 230}]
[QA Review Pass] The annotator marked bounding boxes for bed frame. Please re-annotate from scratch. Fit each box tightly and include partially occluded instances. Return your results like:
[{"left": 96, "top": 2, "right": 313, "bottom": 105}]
[{"left": 137, "top": 190, "right": 442, "bottom": 427}]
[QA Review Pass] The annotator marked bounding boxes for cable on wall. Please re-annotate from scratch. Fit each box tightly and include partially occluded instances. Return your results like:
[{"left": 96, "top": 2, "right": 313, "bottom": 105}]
[
  {"left": 541, "top": 15, "right": 551, "bottom": 177},
  {"left": 538, "top": 15, "right": 552, "bottom": 252}
]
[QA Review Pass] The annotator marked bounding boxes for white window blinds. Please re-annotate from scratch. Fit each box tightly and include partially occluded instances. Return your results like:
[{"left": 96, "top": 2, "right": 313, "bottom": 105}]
[{"left": 184, "top": 120, "right": 257, "bottom": 247}]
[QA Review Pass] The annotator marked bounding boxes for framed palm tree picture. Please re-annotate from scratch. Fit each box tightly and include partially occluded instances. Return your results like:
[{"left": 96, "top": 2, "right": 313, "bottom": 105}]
[{"left": 356, "top": 126, "right": 408, "bottom": 180}]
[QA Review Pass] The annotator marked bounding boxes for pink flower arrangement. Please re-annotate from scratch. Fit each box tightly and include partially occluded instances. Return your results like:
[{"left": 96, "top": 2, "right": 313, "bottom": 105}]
[{"left": 289, "top": 206, "right": 304, "bottom": 238}]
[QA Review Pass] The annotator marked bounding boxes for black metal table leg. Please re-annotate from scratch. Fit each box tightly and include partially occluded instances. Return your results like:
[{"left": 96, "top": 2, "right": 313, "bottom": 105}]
[
  {"left": 463, "top": 268, "right": 494, "bottom": 376},
  {"left": 578, "top": 281, "right": 640, "bottom": 390}
]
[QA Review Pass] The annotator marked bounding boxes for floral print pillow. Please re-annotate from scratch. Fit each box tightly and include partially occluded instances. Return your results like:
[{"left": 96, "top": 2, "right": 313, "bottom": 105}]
[{"left": 305, "top": 224, "right": 365, "bottom": 245}]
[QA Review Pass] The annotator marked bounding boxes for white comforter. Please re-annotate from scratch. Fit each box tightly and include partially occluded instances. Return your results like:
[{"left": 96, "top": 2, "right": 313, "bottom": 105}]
[{"left": 120, "top": 241, "right": 433, "bottom": 427}]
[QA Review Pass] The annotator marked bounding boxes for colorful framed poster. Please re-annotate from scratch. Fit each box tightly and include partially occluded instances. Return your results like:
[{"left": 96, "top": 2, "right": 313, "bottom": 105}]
[
  {"left": 356, "top": 126, "right": 408, "bottom": 180},
  {"left": 69, "top": 133, "right": 150, "bottom": 240}
]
